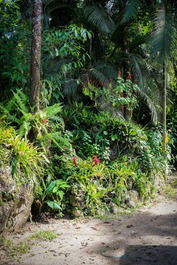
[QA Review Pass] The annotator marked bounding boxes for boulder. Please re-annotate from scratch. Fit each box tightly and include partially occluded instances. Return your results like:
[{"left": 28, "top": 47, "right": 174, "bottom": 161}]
[
  {"left": 71, "top": 208, "right": 83, "bottom": 218},
  {"left": 0, "top": 166, "right": 34, "bottom": 232},
  {"left": 109, "top": 202, "right": 121, "bottom": 215},
  {"left": 125, "top": 190, "right": 139, "bottom": 208}
]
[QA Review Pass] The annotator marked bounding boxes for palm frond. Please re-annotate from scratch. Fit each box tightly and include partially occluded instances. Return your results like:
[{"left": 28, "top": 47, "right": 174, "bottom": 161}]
[
  {"left": 63, "top": 79, "right": 79, "bottom": 99},
  {"left": 138, "top": 91, "right": 158, "bottom": 124},
  {"left": 128, "top": 53, "right": 152, "bottom": 87},
  {"left": 83, "top": 3, "right": 115, "bottom": 33},
  {"left": 88, "top": 63, "right": 117, "bottom": 86},
  {"left": 151, "top": 5, "right": 176, "bottom": 63},
  {"left": 120, "top": 0, "right": 142, "bottom": 24},
  {"left": 95, "top": 63, "right": 117, "bottom": 79}
]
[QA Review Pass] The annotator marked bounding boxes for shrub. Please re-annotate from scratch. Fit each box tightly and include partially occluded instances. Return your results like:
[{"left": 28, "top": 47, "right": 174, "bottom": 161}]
[
  {"left": 63, "top": 106, "right": 167, "bottom": 176},
  {"left": 0, "top": 122, "right": 44, "bottom": 184},
  {"left": 58, "top": 156, "right": 156, "bottom": 215}
]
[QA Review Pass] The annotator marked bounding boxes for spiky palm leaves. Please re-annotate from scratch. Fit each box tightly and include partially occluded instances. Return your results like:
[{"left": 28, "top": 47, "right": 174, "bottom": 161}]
[
  {"left": 81, "top": 0, "right": 176, "bottom": 125},
  {"left": 25, "top": 0, "right": 176, "bottom": 125},
  {"left": 80, "top": 1, "right": 158, "bottom": 123},
  {"left": 150, "top": 2, "right": 177, "bottom": 154}
]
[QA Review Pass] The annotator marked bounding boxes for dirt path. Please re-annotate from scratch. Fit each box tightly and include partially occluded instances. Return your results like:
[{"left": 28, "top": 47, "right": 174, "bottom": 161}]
[{"left": 1, "top": 194, "right": 177, "bottom": 265}]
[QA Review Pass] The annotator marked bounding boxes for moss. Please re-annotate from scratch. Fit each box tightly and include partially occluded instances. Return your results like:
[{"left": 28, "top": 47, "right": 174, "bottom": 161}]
[
  {"left": 0, "top": 199, "right": 6, "bottom": 206},
  {"left": 28, "top": 231, "right": 57, "bottom": 241},
  {"left": 1, "top": 237, "right": 31, "bottom": 258}
]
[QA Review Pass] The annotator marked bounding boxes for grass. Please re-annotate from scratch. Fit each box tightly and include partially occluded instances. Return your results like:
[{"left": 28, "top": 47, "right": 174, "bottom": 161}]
[
  {"left": 162, "top": 179, "right": 177, "bottom": 199},
  {"left": 0, "top": 230, "right": 58, "bottom": 262},
  {"left": 28, "top": 230, "right": 58, "bottom": 241},
  {"left": 1, "top": 238, "right": 31, "bottom": 257}
]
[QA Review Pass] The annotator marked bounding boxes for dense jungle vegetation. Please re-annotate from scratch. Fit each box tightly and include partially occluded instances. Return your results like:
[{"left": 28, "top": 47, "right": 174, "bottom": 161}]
[{"left": 0, "top": 0, "right": 177, "bottom": 219}]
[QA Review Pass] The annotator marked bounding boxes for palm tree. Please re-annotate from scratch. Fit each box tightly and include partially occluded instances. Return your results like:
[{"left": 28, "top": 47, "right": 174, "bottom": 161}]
[
  {"left": 151, "top": 2, "right": 177, "bottom": 151},
  {"left": 30, "top": 0, "right": 43, "bottom": 111},
  {"left": 80, "top": 0, "right": 160, "bottom": 122}
]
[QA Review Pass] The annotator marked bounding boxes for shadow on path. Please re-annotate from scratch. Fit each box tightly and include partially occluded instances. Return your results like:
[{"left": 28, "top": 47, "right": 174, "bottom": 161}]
[
  {"left": 120, "top": 245, "right": 177, "bottom": 265},
  {"left": 94, "top": 204, "right": 177, "bottom": 265}
]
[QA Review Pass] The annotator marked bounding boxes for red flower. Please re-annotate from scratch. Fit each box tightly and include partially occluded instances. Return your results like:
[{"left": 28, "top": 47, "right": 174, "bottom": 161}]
[
  {"left": 93, "top": 155, "right": 100, "bottom": 165},
  {"left": 72, "top": 156, "right": 77, "bottom": 166},
  {"left": 42, "top": 119, "right": 47, "bottom": 124},
  {"left": 127, "top": 73, "right": 132, "bottom": 80}
]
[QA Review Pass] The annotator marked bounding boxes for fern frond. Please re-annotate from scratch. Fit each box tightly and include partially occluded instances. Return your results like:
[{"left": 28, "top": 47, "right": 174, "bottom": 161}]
[
  {"left": 44, "top": 131, "right": 71, "bottom": 149},
  {"left": 13, "top": 90, "right": 29, "bottom": 114},
  {"left": 43, "top": 103, "right": 62, "bottom": 118}
]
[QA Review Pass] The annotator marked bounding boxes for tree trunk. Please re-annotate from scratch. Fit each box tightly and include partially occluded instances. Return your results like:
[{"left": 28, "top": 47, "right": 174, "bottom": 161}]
[
  {"left": 162, "top": 62, "right": 167, "bottom": 179},
  {"left": 162, "top": 63, "right": 167, "bottom": 151},
  {"left": 30, "top": 0, "right": 42, "bottom": 111}
]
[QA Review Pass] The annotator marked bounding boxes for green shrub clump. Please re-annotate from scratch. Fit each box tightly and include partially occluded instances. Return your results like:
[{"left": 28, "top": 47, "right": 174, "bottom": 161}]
[{"left": 0, "top": 122, "right": 44, "bottom": 184}]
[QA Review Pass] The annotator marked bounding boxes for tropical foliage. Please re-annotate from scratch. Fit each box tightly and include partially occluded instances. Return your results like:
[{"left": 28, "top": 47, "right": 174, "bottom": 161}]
[{"left": 0, "top": 0, "right": 176, "bottom": 218}]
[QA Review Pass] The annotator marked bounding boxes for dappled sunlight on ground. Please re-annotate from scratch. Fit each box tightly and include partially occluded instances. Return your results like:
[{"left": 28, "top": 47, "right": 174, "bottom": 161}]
[{"left": 1, "top": 197, "right": 177, "bottom": 265}]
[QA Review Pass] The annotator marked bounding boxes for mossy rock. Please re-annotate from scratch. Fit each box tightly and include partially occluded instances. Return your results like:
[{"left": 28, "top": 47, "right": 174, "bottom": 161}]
[{"left": 0, "top": 166, "right": 34, "bottom": 232}]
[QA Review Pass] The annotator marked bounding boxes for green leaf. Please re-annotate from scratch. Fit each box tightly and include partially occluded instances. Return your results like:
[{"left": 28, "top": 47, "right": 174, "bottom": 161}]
[
  {"left": 46, "top": 200, "right": 61, "bottom": 210},
  {"left": 45, "top": 180, "right": 56, "bottom": 194},
  {"left": 57, "top": 190, "right": 64, "bottom": 200},
  {"left": 111, "top": 135, "right": 117, "bottom": 141}
]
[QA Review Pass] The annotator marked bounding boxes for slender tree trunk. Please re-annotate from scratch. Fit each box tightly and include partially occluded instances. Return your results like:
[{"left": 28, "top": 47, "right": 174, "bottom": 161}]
[
  {"left": 162, "top": 63, "right": 167, "bottom": 151},
  {"left": 162, "top": 62, "right": 167, "bottom": 179},
  {"left": 30, "top": 0, "right": 42, "bottom": 111}
]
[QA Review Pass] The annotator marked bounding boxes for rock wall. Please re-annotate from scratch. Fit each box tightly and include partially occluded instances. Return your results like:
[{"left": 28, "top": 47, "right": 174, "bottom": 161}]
[{"left": 0, "top": 166, "right": 33, "bottom": 232}]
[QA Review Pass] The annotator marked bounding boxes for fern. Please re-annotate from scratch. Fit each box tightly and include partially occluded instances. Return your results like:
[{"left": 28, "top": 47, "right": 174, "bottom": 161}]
[
  {"left": 43, "top": 103, "right": 62, "bottom": 118},
  {"left": 13, "top": 89, "right": 29, "bottom": 114}
]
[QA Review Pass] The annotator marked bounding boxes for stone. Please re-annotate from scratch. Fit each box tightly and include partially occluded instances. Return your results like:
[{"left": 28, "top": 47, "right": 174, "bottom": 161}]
[
  {"left": 125, "top": 190, "right": 139, "bottom": 208},
  {"left": 96, "top": 208, "right": 107, "bottom": 217},
  {"left": 109, "top": 202, "right": 121, "bottom": 215},
  {"left": 0, "top": 166, "right": 34, "bottom": 232},
  {"left": 70, "top": 195, "right": 83, "bottom": 207},
  {"left": 71, "top": 208, "right": 83, "bottom": 218}
]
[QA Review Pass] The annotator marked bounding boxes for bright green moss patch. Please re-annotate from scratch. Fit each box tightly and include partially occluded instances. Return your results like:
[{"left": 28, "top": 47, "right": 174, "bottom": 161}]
[
  {"left": 1, "top": 238, "right": 31, "bottom": 257},
  {"left": 29, "top": 231, "right": 58, "bottom": 241}
]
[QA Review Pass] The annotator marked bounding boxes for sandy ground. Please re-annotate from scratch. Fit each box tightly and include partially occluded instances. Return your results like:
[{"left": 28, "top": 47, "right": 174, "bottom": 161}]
[{"left": 1, "top": 194, "right": 177, "bottom": 265}]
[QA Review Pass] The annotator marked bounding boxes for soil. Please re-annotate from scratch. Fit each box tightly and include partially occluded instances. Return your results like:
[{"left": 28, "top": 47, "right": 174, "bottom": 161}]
[{"left": 1, "top": 187, "right": 177, "bottom": 265}]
